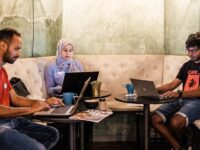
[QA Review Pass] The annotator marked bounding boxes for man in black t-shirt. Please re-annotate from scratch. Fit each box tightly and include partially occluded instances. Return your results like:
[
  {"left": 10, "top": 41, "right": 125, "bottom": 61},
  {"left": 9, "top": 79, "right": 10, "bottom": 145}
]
[{"left": 151, "top": 32, "right": 200, "bottom": 150}]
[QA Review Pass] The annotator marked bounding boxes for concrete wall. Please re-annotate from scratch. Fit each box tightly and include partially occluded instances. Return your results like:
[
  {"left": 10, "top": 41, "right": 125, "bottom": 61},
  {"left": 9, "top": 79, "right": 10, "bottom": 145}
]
[
  {"left": 1, "top": 0, "right": 199, "bottom": 56},
  {"left": 62, "top": 0, "right": 164, "bottom": 55}
]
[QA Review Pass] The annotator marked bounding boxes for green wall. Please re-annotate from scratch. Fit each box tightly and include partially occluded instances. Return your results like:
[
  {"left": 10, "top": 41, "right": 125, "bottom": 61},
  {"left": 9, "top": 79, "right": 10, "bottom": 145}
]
[
  {"left": 0, "top": 0, "right": 62, "bottom": 57},
  {"left": 165, "top": 0, "right": 200, "bottom": 55},
  {"left": 62, "top": 0, "right": 164, "bottom": 55},
  {"left": 1, "top": 0, "right": 200, "bottom": 57}
]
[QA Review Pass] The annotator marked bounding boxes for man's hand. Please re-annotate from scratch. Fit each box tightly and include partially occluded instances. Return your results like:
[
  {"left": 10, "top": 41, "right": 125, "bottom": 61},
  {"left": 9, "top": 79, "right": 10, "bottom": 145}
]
[
  {"left": 30, "top": 101, "right": 51, "bottom": 113},
  {"left": 161, "top": 91, "right": 179, "bottom": 98},
  {"left": 46, "top": 97, "right": 64, "bottom": 106}
]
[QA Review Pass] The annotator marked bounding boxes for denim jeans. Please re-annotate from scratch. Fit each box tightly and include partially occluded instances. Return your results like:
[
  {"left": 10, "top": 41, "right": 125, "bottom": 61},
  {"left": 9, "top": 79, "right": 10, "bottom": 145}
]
[
  {"left": 155, "top": 98, "right": 200, "bottom": 126},
  {"left": 0, "top": 117, "right": 59, "bottom": 150}
]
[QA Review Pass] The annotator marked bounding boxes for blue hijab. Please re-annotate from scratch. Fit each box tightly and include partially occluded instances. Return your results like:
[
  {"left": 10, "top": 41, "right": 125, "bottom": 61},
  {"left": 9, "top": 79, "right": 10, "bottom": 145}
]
[{"left": 56, "top": 39, "right": 81, "bottom": 72}]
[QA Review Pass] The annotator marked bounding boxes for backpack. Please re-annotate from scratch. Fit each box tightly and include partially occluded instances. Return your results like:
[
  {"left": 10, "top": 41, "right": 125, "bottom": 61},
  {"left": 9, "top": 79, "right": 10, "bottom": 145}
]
[{"left": 10, "top": 77, "right": 30, "bottom": 97}]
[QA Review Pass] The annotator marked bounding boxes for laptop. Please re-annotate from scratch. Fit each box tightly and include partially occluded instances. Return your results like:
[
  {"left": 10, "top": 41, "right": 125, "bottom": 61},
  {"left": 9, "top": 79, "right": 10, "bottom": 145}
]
[
  {"left": 61, "top": 71, "right": 99, "bottom": 96},
  {"left": 33, "top": 77, "right": 91, "bottom": 117},
  {"left": 131, "top": 78, "right": 177, "bottom": 101}
]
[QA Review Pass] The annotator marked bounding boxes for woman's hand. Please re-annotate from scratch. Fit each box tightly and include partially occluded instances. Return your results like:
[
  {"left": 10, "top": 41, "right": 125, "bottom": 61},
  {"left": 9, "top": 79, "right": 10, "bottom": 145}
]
[{"left": 51, "top": 86, "right": 62, "bottom": 92}]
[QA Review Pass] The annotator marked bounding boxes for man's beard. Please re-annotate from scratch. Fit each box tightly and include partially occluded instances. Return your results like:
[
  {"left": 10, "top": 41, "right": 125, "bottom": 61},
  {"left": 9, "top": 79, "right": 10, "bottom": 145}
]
[{"left": 3, "top": 50, "right": 17, "bottom": 64}]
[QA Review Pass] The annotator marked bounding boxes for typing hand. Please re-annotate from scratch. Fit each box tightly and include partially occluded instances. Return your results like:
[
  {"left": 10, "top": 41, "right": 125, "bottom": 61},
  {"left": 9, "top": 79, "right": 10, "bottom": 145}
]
[
  {"left": 46, "top": 97, "right": 64, "bottom": 107},
  {"left": 161, "top": 91, "right": 179, "bottom": 98},
  {"left": 31, "top": 101, "right": 50, "bottom": 113}
]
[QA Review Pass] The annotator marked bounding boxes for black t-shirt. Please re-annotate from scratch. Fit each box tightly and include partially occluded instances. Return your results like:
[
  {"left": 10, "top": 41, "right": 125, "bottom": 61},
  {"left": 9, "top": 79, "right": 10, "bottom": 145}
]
[{"left": 176, "top": 60, "right": 200, "bottom": 91}]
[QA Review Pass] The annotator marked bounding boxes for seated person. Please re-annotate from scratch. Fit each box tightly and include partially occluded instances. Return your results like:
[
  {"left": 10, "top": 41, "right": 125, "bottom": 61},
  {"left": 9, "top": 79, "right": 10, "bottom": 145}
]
[
  {"left": 151, "top": 32, "right": 200, "bottom": 150},
  {"left": 0, "top": 28, "right": 64, "bottom": 150},
  {"left": 45, "top": 39, "right": 84, "bottom": 96}
]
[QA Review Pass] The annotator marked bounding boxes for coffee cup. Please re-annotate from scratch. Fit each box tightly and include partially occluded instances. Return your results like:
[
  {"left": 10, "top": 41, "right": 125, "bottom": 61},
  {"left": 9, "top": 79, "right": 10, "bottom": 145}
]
[
  {"left": 124, "top": 83, "right": 134, "bottom": 94},
  {"left": 63, "top": 92, "right": 77, "bottom": 106},
  {"left": 91, "top": 81, "right": 101, "bottom": 97}
]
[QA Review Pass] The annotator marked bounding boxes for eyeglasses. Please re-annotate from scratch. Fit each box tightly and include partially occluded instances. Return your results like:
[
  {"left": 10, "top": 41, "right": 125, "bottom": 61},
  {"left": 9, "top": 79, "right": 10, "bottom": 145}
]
[{"left": 185, "top": 48, "right": 200, "bottom": 53}]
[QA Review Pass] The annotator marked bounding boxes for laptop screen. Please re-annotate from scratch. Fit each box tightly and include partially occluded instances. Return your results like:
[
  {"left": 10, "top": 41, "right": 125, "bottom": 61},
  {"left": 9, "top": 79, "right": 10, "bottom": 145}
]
[{"left": 61, "top": 71, "right": 99, "bottom": 96}]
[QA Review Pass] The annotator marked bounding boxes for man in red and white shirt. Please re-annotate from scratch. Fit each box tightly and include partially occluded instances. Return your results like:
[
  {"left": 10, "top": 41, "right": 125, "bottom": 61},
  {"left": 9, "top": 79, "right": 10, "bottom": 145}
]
[{"left": 0, "top": 28, "right": 64, "bottom": 150}]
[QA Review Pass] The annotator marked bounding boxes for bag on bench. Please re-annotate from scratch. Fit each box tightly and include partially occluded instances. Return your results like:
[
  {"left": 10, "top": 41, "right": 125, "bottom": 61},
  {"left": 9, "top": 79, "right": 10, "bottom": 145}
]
[{"left": 10, "top": 77, "right": 30, "bottom": 97}]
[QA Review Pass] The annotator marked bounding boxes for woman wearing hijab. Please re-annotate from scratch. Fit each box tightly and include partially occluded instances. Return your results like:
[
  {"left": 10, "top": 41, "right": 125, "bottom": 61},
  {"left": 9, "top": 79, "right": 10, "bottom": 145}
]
[{"left": 44, "top": 39, "right": 84, "bottom": 96}]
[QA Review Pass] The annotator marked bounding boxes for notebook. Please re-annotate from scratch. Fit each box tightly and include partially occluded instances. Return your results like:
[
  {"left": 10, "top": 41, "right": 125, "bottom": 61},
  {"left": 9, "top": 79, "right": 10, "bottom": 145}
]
[
  {"left": 61, "top": 71, "right": 99, "bottom": 96},
  {"left": 33, "top": 77, "right": 91, "bottom": 117},
  {"left": 131, "top": 78, "right": 177, "bottom": 101}
]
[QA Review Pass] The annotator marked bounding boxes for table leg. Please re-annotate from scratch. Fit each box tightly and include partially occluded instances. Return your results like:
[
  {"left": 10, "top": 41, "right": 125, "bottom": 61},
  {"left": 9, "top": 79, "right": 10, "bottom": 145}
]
[
  {"left": 144, "top": 104, "right": 150, "bottom": 150},
  {"left": 69, "top": 123, "right": 76, "bottom": 150},
  {"left": 80, "top": 122, "right": 84, "bottom": 150}
]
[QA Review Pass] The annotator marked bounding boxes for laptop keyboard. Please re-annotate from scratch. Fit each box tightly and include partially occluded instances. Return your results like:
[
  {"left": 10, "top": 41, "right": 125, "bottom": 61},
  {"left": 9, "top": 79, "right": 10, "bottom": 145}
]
[{"left": 51, "top": 105, "right": 72, "bottom": 114}]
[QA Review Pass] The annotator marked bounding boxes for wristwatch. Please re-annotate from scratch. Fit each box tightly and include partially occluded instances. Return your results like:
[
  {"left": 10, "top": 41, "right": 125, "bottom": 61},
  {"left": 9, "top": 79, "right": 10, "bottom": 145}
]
[{"left": 177, "top": 90, "right": 183, "bottom": 98}]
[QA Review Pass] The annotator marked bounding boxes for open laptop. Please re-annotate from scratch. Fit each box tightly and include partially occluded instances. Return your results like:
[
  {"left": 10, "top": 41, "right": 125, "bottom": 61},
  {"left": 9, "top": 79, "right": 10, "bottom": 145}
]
[
  {"left": 33, "top": 77, "right": 91, "bottom": 117},
  {"left": 61, "top": 71, "right": 99, "bottom": 96},
  {"left": 131, "top": 78, "right": 177, "bottom": 101}
]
